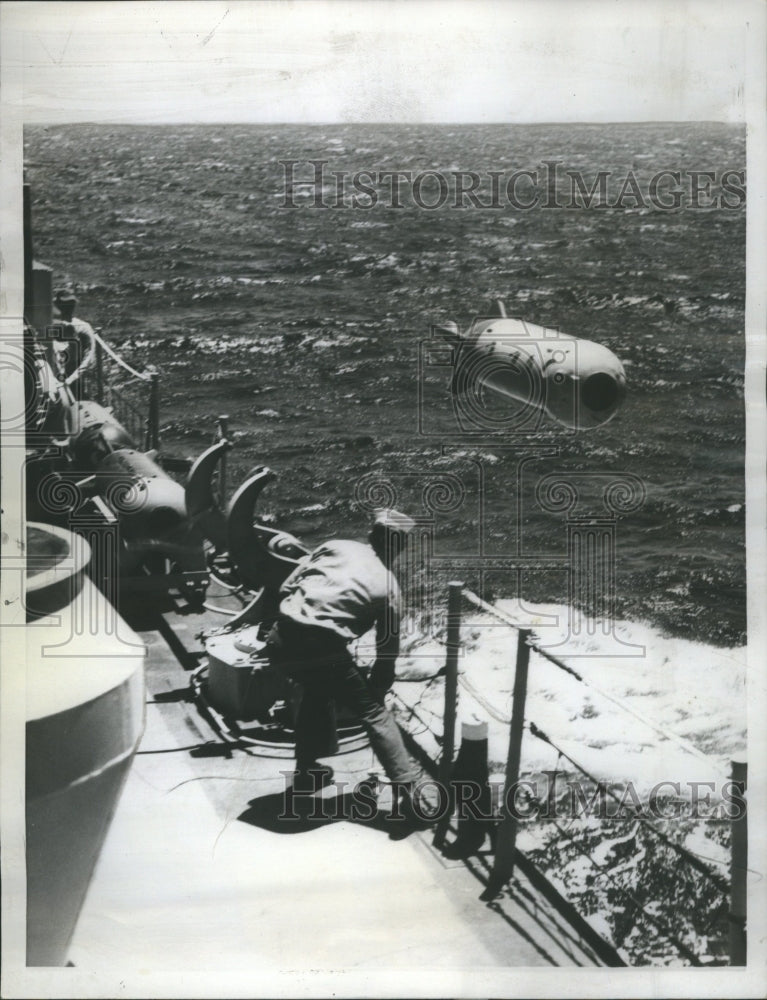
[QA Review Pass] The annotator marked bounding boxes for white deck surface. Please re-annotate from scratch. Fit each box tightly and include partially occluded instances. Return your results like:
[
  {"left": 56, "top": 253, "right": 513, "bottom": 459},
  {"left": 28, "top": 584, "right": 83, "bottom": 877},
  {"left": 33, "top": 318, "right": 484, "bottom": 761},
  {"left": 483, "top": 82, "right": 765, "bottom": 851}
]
[{"left": 63, "top": 611, "right": 600, "bottom": 992}]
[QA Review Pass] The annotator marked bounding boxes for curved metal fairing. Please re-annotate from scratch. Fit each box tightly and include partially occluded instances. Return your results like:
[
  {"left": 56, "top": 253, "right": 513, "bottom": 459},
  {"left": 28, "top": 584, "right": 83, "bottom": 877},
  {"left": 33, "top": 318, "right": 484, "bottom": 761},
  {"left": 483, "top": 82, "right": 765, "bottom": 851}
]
[
  {"left": 185, "top": 438, "right": 232, "bottom": 518},
  {"left": 226, "top": 467, "right": 309, "bottom": 592}
]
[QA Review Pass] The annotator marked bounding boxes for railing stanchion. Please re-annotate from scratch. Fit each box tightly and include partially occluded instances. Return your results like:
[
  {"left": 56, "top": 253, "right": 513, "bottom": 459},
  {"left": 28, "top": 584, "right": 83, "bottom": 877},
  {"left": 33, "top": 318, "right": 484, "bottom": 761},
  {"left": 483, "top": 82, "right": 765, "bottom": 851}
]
[
  {"left": 147, "top": 370, "right": 160, "bottom": 451},
  {"left": 481, "top": 627, "right": 531, "bottom": 901},
  {"left": 729, "top": 756, "right": 747, "bottom": 965},
  {"left": 217, "top": 414, "right": 229, "bottom": 505},
  {"left": 95, "top": 331, "right": 104, "bottom": 404},
  {"left": 432, "top": 581, "right": 462, "bottom": 850}
]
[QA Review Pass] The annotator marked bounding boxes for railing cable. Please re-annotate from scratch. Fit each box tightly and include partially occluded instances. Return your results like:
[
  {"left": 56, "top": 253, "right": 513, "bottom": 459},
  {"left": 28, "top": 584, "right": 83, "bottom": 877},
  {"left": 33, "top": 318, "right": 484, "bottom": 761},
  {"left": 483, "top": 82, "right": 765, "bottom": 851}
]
[
  {"left": 92, "top": 329, "right": 152, "bottom": 382},
  {"left": 527, "top": 721, "right": 729, "bottom": 893},
  {"left": 524, "top": 796, "right": 708, "bottom": 967},
  {"left": 462, "top": 588, "right": 722, "bottom": 772}
]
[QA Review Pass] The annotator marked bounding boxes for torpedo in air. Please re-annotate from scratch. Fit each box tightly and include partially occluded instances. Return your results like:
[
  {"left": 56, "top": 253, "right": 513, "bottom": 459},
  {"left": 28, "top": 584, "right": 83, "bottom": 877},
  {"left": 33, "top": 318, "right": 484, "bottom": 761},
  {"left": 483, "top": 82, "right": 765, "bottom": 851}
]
[{"left": 435, "top": 300, "right": 627, "bottom": 431}]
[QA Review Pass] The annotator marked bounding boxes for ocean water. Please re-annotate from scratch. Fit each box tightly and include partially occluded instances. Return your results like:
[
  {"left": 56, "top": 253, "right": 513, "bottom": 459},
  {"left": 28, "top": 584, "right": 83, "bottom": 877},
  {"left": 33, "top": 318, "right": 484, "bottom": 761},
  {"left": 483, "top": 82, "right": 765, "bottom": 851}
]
[{"left": 24, "top": 122, "right": 746, "bottom": 646}]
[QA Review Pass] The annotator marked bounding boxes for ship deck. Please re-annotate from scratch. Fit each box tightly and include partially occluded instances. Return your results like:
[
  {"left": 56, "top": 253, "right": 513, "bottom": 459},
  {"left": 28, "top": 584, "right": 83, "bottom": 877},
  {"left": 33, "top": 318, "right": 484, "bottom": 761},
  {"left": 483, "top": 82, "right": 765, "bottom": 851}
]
[{"left": 68, "top": 582, "right": 602, "bottom": 981}]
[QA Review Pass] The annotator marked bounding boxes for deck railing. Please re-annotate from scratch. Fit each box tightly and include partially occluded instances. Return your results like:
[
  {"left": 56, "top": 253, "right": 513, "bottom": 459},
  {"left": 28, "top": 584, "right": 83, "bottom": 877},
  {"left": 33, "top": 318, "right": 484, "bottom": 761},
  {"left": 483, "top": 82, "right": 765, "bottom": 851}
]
[
  {"left": 81, "top": 331, "right": 160, "bottom": 451},
  {"left": 395, "top": 582, "right": 747, "bottom": 967}
]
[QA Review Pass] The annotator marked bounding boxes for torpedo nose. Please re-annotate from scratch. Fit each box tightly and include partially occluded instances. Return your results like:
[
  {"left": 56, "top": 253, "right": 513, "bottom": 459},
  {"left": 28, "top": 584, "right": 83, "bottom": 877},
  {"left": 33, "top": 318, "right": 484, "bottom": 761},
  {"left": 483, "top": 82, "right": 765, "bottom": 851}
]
[
  {"left": 576, "top": 366, "right": 626, "bottom": 428},
  {"left": 582, "top": 372, "right": 622, "bottom": 413},
  {"left": 543, "top": 345, "right": 626, "bottom": 429}
]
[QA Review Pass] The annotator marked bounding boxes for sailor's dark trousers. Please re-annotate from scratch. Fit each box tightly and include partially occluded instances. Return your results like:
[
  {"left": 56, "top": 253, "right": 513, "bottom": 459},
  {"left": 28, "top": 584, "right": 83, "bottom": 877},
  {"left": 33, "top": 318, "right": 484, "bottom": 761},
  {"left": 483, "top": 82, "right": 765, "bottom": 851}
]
[{"left": 267, "top": 618, "right": 416, "bottom": 785}]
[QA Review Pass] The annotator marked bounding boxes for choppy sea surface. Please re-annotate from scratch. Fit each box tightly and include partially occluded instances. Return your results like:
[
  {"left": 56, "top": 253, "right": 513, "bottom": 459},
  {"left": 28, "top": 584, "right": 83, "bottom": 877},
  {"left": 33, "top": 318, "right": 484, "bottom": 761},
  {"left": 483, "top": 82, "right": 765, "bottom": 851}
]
[{"left": 24, "top": 123, "right": 746, "bottom": 646}]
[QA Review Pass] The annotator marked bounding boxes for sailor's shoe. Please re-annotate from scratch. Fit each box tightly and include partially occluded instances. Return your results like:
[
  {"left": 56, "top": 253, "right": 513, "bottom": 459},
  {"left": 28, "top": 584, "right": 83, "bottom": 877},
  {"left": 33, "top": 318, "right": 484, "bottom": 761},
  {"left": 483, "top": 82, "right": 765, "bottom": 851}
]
[{"left": 291, "top": 763, "right": 335, "bottom": 794}]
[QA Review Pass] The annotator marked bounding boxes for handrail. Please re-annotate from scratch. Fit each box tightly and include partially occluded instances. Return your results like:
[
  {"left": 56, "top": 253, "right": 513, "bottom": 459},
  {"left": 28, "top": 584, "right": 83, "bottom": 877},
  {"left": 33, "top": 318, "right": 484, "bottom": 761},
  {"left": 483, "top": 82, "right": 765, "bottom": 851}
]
[
  {"left": 86, "top": 331, "right": 160, "bottom": 452},
  {"left": 91, "top": 329, "right": 153, "bottom": 382},
  {"left": 408, "top": 623, "right": 729, "bottom": 890},
  {"left": 462, "top": 587, "right": 722, "bottom": 774},
  {"left": 530, "top": 806, "right": 711, "bottom": 967},
  {"left": 398, "top": 582, "right": 740, "bottom": 965},
  {"left": 527, "top": 720, "right": 729, "bottom": 893}
]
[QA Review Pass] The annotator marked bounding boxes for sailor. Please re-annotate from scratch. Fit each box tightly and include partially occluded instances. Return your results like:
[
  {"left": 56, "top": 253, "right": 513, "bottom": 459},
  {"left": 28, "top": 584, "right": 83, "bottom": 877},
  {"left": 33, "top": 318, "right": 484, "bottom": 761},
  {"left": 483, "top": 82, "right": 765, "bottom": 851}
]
[
  {"left": 52, "top": 287, "right": 96, "bottom": 395},
  {"left": 268, "top": 509, "right": 425, "bottom": 820}
]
